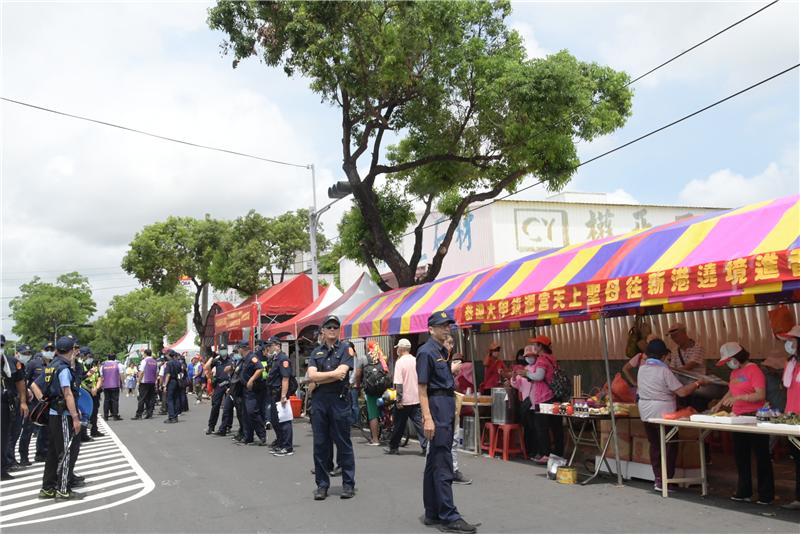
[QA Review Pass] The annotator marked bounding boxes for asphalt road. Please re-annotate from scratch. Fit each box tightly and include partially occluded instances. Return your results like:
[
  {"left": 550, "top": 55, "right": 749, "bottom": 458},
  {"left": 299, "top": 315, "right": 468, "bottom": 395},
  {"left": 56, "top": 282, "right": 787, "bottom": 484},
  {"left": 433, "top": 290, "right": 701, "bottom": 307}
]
[{"left": 5, "top": 393, "right": 799, "bottom": 533}]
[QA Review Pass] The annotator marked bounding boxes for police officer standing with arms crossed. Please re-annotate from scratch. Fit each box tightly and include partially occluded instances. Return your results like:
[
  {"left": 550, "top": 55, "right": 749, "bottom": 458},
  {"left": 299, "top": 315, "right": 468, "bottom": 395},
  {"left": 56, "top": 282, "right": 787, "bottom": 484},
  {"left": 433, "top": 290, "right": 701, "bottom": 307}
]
[
  {"left": 266, "top": 336, "right": 294, "bottom": 456},
  {"left": 418, "top": 311, "right": 478, "bottom": 533},
  {"left": 242, "top": 343, "right": 268, "bottom": 446},
  {"left": 308, "top": 315, "right": 355, "bottom": 500}
]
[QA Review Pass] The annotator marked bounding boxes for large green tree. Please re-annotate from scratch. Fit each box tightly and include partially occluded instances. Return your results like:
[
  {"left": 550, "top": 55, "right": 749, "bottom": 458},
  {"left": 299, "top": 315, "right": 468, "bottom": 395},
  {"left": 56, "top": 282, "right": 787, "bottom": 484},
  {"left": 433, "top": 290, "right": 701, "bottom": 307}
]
[
  {"left": 208, "top": 0, "right": 633, "bottom": 289},
  {"left": 91, "top": 287, "right": 193, "bottom": 355},
  {"left": 122, "top": 215, "right": 228, "bottom": 352},
  {"left": 208, "top": 209, "right": 327, "bottom": 295},
  {"left": 9, "top": 272, "right": 96, "bottom": 347}
]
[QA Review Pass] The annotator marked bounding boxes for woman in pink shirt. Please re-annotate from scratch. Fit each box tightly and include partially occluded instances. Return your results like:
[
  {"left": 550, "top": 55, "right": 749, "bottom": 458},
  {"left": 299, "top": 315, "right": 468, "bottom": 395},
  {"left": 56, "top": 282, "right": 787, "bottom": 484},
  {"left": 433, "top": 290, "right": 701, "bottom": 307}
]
[
  {"left": 777, "top": 325, "right": 800, "bottom": 510},
  {"left": 510, "top": 345, "right": 538, "bottom": 460},
  {"left": 712, "top": 342, "right": 773, "bottom": 505}
]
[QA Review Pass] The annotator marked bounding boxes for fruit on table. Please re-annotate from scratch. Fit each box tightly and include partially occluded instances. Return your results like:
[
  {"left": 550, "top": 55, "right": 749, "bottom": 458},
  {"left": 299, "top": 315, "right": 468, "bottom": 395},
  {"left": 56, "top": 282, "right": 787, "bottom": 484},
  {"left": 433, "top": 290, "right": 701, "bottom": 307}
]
[
  {"left": 770, "top": 414, "right": 800, "bottom": 425},
  {"left": 565, "top": 404, "right": 574, "bottom": 416},
  {"left": 712, "top": 410, "right": 730, "bottom": 417},
  {"left": 552, "top": 403, "right": 561, "bottom": 415}
]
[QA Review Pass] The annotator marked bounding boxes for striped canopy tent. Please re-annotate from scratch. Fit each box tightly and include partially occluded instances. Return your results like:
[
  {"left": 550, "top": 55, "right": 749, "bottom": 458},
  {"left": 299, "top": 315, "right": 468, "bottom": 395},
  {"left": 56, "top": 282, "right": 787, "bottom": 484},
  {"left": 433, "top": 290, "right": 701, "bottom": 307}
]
[
  {"left": 455, "top": 195, "right": 800, "bottom": 327},
  {"left": 341, "top": 196, "right": 800, "bottom": 339}
]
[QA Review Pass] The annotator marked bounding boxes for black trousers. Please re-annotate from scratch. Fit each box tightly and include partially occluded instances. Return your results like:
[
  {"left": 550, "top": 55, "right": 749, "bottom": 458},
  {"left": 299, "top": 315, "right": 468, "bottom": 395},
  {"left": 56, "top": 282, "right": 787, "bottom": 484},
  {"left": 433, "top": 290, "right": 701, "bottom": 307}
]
[
  {"left": 732, "top": 431, "right": 774, "bottom": 502},
  {"left": 90, "top": 395, "right": 101, "bottom": 433},
  {"left": 532, "top": 412, "right": 564, "bottom": 457},
  {"left": 103, "top": 388, "right": 120, "bottom": 418},
  {"left": 389, "top": 404, "right": 427, "bottom": 451},
  {"left": 42, "top": 414, "right": 76, "bottom": 493},
  {"left": 135, "top": 383, "right": 156, "bottom": 417},
  {"left": 1, "top": 397, "right": 10, "bottom": 475},
  {"left": 207, "top": 386, "right": 226, "bottom": 430},
  {"left": 521, "top": 408, "right": 538, "bottom": 456}
]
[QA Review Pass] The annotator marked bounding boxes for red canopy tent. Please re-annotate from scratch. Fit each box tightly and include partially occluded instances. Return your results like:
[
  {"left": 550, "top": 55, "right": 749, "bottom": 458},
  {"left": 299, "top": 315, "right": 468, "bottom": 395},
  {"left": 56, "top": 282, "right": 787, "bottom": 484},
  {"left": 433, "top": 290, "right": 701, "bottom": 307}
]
[{"left": 214, "top": 274, "right": 314, "bottom": 345}]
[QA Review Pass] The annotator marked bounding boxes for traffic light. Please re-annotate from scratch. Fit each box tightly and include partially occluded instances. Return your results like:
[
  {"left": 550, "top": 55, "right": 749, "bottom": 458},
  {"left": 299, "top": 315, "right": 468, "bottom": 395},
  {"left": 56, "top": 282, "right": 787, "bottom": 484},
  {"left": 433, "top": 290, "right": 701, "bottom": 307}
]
[{"left": 327, "top": 181, "right": 352, "bottom": 199}]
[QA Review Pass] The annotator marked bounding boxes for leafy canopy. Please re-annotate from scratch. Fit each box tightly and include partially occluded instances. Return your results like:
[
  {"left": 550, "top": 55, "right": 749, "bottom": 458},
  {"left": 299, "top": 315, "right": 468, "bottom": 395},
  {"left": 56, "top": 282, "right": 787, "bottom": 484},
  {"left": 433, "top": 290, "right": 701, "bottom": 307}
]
[
  {"left": 9, "top": 272, "right": 97, "bottom": 347},
  {"left": 209, "top": 0, "right": 632, "bottom": 288}
]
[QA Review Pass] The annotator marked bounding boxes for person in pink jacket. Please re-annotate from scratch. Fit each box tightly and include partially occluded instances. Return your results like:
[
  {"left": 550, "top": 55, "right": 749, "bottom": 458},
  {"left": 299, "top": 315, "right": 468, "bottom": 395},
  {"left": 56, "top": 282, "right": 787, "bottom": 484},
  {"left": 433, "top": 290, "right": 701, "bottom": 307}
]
[
  {"left": 778, "top": 325, "right": 800, "bottom": 510},
  {"left": 510, "top": 345, "right": 538, "bottom": 459}
]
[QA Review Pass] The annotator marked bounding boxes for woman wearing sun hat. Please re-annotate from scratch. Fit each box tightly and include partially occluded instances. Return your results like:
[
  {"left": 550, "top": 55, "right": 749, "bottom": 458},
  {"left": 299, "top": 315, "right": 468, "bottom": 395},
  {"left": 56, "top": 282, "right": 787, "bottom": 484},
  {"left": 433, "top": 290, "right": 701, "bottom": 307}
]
[{"left": 712, "top": 341, "right": 773, "bottom": 505}]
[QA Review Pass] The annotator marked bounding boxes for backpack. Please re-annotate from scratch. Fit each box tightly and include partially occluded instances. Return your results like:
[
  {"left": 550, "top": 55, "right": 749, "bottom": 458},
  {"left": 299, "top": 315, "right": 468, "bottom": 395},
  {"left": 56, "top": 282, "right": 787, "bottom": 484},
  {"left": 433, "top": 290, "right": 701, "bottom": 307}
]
[
  {"left": 362, "top": 361, "right": 391, "bottom": 397},
  {"left": 548, "top": 363, "right": 572, "bottom": 402}
]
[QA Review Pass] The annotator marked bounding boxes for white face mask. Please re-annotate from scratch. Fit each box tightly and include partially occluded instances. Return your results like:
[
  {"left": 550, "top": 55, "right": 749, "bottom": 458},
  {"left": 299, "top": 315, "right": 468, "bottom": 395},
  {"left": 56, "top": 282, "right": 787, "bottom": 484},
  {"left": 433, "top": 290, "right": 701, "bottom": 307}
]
[
  {"left": 726, "top": 359, "right": 740, "bottom": 370},
  {"left": 785, "top": 339, "right": 798, "bottom": 356},
  {"left": 524, "top": 356, "right": 535, "bottom": 365},
  {"left": 43, "top": 350, "right": 54, "bottom": 359}
]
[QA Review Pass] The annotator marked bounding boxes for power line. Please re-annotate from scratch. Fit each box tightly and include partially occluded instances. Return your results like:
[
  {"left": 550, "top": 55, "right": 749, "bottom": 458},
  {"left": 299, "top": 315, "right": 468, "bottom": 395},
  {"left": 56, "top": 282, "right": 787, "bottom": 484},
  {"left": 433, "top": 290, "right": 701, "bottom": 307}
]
[
  {"left": 0, "top": 97, "right": 309, "bottom": 170},
  {"left": 402, "top": 63, "right": 800, "bottom": 238},
  {"left": 626, "top": 0, "right": 780, "bottom": 86},
  {"left": 1, "top": 283, "right": 142, "bottom": 300}
]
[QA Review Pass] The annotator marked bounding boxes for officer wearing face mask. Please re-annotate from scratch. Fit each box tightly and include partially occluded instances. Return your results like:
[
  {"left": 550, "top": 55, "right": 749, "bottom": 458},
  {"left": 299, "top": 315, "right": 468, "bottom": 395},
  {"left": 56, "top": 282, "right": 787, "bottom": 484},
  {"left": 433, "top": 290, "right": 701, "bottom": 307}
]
[
  {"left": 205, "top": 346, "right": 232, "bottom": 435},
  {"left": 5, "top": 344, "right": 33, "bottom": 471},
  {"left": 219, "top": 342, "right": 248, "bottom": 440},
  {"left": 18, "top": 344, "right": 54, "bottom": 465}
]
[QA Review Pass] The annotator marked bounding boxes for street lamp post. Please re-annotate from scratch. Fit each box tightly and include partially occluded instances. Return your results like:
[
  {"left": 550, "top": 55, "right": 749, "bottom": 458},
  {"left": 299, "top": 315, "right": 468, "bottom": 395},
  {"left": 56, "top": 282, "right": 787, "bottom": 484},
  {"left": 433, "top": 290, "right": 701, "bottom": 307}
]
[{"left": 54, "top": 323, "right": 93, "bottom": 344}]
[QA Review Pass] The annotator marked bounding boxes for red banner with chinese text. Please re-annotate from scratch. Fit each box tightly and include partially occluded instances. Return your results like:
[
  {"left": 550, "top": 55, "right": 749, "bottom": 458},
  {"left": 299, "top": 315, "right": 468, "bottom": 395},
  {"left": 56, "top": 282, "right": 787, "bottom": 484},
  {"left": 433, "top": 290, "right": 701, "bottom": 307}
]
[
  {"left": 456, "top": 249, "right": 800, "bottom": 324},
  {"left": 214, "top": 303, "right": 258, "bottom": 335}
]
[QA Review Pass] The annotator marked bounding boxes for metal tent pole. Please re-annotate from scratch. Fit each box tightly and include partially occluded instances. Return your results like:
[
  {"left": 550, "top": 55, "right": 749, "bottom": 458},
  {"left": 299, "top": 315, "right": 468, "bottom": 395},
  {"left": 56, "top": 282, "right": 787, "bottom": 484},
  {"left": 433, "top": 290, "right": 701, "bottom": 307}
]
[
  {"left": 600, "top": 314, "right": 624, "bottom": 486},
  {"left": 466, "top": 329, "right": 481, "bottom": 456}
]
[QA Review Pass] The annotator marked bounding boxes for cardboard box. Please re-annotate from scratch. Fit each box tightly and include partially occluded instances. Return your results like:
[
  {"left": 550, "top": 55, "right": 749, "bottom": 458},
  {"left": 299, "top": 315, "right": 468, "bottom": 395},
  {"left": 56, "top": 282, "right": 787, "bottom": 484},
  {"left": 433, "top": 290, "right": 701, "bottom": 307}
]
[
  {"left": 600, "top": 418, "right": 630, "bottom": 435},
  {"left": 677, "top": 441, "right": 702, "bottom": 468},
  {"left": 632, "top": 436, "right": 651, "bottom": 464},
  {"left": 602, "top": 432, "right": 631, "bottom": 462},
  {"left": 629, "top": 419, "right": 648, "bottom": 438}
]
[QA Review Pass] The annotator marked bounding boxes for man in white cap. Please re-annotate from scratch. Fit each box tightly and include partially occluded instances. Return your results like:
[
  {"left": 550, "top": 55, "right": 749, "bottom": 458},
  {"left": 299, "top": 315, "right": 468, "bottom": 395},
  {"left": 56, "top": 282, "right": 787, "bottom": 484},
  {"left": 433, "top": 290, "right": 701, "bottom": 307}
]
[
  {"left": 384, "top": 338, "right": 428, "bottom": 456},
  {"left": 665, "top": 322, "right": 707, "bottom": 375}
]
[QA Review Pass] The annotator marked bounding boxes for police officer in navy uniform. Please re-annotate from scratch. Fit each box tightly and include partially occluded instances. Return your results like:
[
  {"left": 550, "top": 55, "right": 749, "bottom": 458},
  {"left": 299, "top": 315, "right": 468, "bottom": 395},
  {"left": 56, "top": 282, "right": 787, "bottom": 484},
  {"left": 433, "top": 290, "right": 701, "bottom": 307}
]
[
  {"left": 205, "top": 346, "right": 232, "bottom": 435},
  {"left": 225, "top": 342, "right": 250, "bottom": 441},
  {"left": 18, "top": 344, "right": 52, "bottom": 465},
  {"left": 242, "top": 343, "right": 268, "bottom": 446},
  {"left": 5, "top": 343, "right": 32, "bottom": 471},
  {"left": 308, "top": 315, "right": 355, "bottom": 500},
  {"left": 1, "top": 335, "right": 29, "bottom": 480},
  {"left": 163, "top": 350, "right": 183, "bottom": 423},
  {"left": 33, "top": 336, "right": 84, "bottom": 500},
  {"left": 418, "top": 311, "right": 478, "bottom": 533},
  {"left": 266, "top": 336, "right": 294, "bottom": 456}
]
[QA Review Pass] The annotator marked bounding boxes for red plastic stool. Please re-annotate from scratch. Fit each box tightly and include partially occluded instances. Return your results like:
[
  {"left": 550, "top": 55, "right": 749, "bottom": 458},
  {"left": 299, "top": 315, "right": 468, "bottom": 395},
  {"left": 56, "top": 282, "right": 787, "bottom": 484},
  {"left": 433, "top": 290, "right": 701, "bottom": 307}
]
[
  {"left": 492, "top": 423, "right": 527, "bottom": 461},
  {"left": 480, "top": 422, "right": 497, "bottom": 454}
]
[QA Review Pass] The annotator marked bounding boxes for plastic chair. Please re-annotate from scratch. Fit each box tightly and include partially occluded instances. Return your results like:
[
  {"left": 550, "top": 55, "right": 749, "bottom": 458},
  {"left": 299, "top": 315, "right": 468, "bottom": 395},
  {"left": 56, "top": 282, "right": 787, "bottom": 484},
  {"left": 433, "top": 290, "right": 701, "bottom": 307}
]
[
  {"left": 492, "top": 423, "right": 528, "bottom": 461},
  {"left": 480, "top": 422, "right": 496, "bottom": 454}
]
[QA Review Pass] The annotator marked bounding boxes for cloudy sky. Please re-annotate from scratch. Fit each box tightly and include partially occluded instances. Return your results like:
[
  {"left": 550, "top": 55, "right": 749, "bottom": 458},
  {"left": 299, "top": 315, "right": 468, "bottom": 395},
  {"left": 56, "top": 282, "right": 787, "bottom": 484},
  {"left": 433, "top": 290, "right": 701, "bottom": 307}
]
[{"left": 1, "top": 1, "right": 798, "bottom": 333}]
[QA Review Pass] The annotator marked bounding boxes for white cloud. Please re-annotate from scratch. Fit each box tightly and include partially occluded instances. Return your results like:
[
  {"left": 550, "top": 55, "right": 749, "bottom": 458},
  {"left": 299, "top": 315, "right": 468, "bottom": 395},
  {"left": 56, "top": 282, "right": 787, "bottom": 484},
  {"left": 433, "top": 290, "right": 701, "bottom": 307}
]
[
  {"left": 679, "top": 151, "right": 799, "bottom": 208},
  {"left": 605, "top": 188, "right": 639, "bottom": 205},
  {"left": 509, "top": 20, "right": 549, "bottom": 59}
]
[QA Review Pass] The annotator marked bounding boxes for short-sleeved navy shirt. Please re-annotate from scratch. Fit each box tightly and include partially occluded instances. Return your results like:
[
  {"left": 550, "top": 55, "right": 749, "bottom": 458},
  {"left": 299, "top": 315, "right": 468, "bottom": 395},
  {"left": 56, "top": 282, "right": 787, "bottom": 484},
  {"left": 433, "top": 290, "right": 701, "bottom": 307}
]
[
  {"left": 241, "top": 352, "right": 263, "bottom": 382},
  {"left": 25, "top": 355, "right": 46, "bottom": 385},
  {"left": 308, "top": 341, "right": 354, "bottom": 395},
  {"left": 416, "top": 337, "right": 454, "bottom": 392},
  {"left": 267, "top": 352, "right": 292, "bottom": 388},
  {"left": 165, "top": 359, "right": 182, "bottom": 379}
]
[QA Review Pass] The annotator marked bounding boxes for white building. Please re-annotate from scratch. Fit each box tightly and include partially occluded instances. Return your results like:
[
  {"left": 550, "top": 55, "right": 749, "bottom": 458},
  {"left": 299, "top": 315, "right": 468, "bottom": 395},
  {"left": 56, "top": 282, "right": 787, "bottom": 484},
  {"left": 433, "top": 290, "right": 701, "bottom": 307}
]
[{"left": 339, "top": 192, "right": 725, "bottom": 289}]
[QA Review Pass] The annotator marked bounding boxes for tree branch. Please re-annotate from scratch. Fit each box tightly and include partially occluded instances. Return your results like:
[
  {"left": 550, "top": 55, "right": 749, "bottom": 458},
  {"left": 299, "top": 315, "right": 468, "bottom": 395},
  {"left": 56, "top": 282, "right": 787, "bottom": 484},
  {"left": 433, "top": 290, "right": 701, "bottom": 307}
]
[
  {"left": 408, "top": 194, "right": 435, "bottom": 270},
  {"left": 362, "top": 251, "right": 392, "bottom": 292},
  {"left": 373, "top": 153, "right": 501, "bottom": 176}
]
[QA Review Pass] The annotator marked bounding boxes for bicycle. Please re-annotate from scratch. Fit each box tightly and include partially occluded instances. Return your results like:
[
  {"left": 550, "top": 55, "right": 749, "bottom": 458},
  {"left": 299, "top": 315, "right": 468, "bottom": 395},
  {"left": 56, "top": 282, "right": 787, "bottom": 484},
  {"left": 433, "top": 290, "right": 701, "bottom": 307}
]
[{"left": 359, "top": 392, "right": 410, "bottom": 446}]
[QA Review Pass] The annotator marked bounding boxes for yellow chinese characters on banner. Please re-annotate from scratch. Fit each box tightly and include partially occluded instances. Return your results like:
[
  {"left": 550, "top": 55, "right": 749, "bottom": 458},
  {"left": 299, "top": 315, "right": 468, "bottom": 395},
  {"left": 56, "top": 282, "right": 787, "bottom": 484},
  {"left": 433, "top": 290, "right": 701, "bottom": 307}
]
[{"left": 458, "top": 249, "right": 800, "bottom": 324}]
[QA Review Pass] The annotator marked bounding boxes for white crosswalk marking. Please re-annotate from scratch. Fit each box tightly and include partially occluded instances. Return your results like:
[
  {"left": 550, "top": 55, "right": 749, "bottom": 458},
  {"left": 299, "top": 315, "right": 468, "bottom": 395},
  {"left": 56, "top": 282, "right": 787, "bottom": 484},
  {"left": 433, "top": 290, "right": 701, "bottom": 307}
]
[{"left": 0, "top": 418, "right": 154, "bottom": 528}]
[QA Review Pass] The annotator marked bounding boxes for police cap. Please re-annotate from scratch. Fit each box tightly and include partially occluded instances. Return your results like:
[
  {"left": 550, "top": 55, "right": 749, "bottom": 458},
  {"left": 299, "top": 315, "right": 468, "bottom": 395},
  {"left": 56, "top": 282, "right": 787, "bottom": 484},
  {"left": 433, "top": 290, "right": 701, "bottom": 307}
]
[
  {"left": 42, "top": 341, "right": 55, "bottom": 350},
  {"left": 55, "top": 336, "right": 77, "bottom": 352},
  {"left": 427, "top": 310, "right": 455, "bottom": 327},
  {"left": 266, "top": 336, "right": 281, "bottom": 346},
  {"left": 322, "top": 315, "right": 340, "bottom": 328},
  {"left": 16, "top": 343, "right": 32, "bottom": 354}
]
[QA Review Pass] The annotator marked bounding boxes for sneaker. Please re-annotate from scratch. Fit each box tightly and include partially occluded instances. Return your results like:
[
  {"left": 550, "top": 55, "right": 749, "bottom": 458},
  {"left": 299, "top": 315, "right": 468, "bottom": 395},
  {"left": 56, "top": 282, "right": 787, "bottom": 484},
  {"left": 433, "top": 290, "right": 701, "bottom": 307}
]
[
  {"left": 214, "top": 430, "right": 228, "bottom": 437},
  {"left": 38, "top": 488, "right": 56, "bottom": 499},
  {"left": 55, "top": 489, "right": 85, "bottom": 501},
  {"left": 439, "top": 518, "right": 479, "bottom": 533},
  {"left": 236, "top": 440, "right": 254, "bottom": 446},
  {"left": 80, "top": 434, "right": 93, "bottom": 443},
  {"left": 69, "top": 478, "right": 86, "bottom": 488},
  {"left": 18, "top": 459, "right": 32, "bottom": 467},
  {"left": 90, "top": 432, "right": 104, "bottom": 438},
  {"left": 384, "top": 447, "right": 400, "bottom": 455},
  {"left": 756, "top": 499, "right": 773, "bottom": 506},
  {"left": 452, "top": 470, "right": 472, "bottom": 485},
  {"left": 72, "top": 474, "right": 85, "bottom": 482},
  {"left": 340, "top": 485, "right": 355, "bottom": 499},
  {"left": 8, "top": 463, "right": 23, "bottom": 472},
  {"left": 205, "top": 428, "right": 214, "bottom": 435},
  {"left": 164, "top": 418, "right": 177, "bottom": 424},
  {"left": 781, "top": 500, "right": 800, "bottom": 510},
  {"left": 532, "top": 455, "right": 549, "bottom": 465},
  {"left": 132, "top": 415, "right": 142, "bottom": 420},
  {"left": 730, "top": 495, "right": 751, "bottom": 502},
  {"left": 366, "top": 441, "right": 380, "bottom": 447},
  {"left": 112, "top": 416, "right": 124, "bottom": 421},
  {"left": 248, "top": 440, "right": 267, "bottom": 447},
  {"left": 272, "top": 448, "right": 294, "bottom": 457},
  {"left": 313, "top": 487, "right": 328, "bottom": 501}
]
